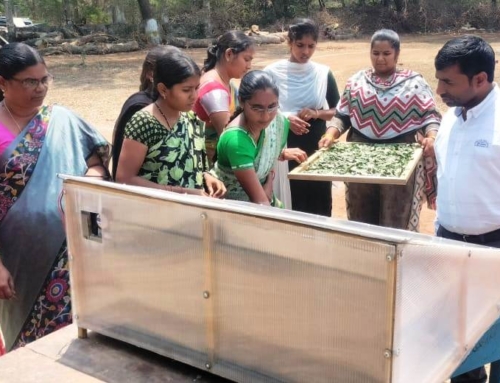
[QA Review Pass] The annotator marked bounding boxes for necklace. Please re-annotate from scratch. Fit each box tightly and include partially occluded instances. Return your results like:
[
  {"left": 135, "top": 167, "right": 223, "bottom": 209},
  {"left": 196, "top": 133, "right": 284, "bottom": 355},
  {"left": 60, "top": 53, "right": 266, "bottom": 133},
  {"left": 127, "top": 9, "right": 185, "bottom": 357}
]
[
  {"left": 214, "top": 67, "right": 230, "bottom": 87},
  {"left": 155, "top": 101, "right": 178, "bottom": 130},
  {"left": 3, "top": 102, "right": 22, "bottom": 133}
]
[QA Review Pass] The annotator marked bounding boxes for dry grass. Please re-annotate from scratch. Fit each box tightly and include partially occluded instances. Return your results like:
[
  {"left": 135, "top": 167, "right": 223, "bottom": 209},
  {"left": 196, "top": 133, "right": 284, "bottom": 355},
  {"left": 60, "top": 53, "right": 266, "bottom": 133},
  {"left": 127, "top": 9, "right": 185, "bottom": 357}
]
[{"left": 44, "top": 32, "right": 500, "bottom": 234}]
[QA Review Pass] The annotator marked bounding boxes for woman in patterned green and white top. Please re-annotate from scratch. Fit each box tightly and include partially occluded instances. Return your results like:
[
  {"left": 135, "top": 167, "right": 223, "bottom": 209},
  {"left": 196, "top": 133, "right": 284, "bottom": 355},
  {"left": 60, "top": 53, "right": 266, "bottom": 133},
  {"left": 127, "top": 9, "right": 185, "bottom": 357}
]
[
  {"left": 211, "top": 70, "right": 306, "bottom": 207},
  {"left": 116, "top": 50, "right": 226, "bottom": 198}
]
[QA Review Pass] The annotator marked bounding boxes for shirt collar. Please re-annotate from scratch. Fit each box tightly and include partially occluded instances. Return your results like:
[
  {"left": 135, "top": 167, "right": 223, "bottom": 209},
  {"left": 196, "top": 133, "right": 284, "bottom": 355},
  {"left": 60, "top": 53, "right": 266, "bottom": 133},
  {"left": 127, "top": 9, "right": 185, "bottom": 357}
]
[{"left": 455, "top": 83, "right": 498, "bottom": 119}]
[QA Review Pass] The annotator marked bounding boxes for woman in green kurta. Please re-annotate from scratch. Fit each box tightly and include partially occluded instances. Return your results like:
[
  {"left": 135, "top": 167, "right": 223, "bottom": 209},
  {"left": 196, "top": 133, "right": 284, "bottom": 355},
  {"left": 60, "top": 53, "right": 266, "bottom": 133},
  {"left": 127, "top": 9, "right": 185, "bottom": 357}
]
[
  {"left": 116, "top": 50, "right": 226, "bottom": 198},
  {"left": 211, "top": 70, "right": 306, "bottom": 206}
]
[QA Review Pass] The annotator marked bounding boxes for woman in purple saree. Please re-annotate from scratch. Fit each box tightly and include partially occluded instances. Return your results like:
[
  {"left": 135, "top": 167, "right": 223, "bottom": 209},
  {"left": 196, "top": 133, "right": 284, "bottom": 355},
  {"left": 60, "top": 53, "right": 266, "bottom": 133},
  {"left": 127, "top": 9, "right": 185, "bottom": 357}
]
[{"left": 0, "top": 43, "right": 110, "bottom": 351}]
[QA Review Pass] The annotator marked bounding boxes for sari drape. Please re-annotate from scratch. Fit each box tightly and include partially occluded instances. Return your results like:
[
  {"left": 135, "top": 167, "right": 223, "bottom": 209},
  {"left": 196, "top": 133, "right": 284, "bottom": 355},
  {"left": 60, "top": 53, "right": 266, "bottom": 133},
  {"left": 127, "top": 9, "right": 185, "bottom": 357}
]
[
  {"left": 0, "top": 105, "right": 109, "bottom": 350},
  {"left": 211, "top": 113, "right": 288, "bottom": 206}
]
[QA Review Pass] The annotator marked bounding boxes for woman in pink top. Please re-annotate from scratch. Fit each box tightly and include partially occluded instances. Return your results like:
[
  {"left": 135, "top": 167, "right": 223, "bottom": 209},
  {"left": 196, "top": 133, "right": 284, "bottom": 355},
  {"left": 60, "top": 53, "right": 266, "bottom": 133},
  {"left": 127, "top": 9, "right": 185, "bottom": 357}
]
[
  {"left": 193, "top": 30, "right": 255, "bottom": 163},
  {"left": 0, "top": 121, "right": 15, "bottom": 154}
]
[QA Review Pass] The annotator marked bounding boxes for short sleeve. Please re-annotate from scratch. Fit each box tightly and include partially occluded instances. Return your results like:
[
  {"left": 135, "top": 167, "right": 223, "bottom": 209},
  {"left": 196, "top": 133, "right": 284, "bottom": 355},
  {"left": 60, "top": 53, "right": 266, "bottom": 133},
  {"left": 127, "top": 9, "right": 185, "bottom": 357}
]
[
  {"left": 123, "top": 111, "right": 157, "bottom": 147},
  {"left": 200, "top": 89, "right": 230, "bottom": 116},
  {"left": 218, "top": 129, "right": 256, "bottom": 170}
]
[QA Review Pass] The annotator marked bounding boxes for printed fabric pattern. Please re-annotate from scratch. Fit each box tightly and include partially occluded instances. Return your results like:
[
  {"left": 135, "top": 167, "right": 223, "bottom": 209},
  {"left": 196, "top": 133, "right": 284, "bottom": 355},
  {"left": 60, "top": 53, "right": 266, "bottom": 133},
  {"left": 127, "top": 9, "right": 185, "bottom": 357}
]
[
  {"left": 124, "top": 110, "right": 207, "bottom": 189},
  {"left": 337, "top": 69, "right": 441, "bottom": 140},
  {"left": 0, "top": 106, "right": 50, "bottom": 222}
]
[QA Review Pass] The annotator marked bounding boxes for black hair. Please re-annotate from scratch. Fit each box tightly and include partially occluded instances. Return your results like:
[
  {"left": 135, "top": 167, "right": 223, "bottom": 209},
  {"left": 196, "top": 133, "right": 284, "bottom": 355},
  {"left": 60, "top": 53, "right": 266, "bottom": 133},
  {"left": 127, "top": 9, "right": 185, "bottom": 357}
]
[
  {"left": 154, "top": 51, "right": 201, "bottom": 97},
  {"left": 203, "top": 30, "right": 254, "bottom": 72},
  {"left": 230, "top": 70, "right": 279, "bottom": 121},
  {"left": 371, "top": 29, "right": 401, "bottom": 52},
  {"left": 288, "top": 18, "right": 319, "bottom": 42},
  {"left": 139, "top": 45, "right": 181, "bottom": 92},
  {"left": 0, "top": 42, "right": 45, "bottom": 101},
  {"left": 435, "top": 35, "right": 495, "bottom": 82}
]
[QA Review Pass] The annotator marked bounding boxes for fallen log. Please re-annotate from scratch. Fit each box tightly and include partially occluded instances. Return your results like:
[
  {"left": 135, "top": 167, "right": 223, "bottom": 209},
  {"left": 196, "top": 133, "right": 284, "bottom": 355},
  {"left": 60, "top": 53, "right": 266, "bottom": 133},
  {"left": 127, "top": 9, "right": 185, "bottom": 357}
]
[
  {"left": 76, "top": 33, "right": 119, "bottom": 46},
  {"left": 39, "top": 40, "right": 140, "bottom": 56},
  {"left": 23, "top": 35, "right": 67, "bottom": 48},
  {"left": 60, "top": 27, "right": 81, "bottom": 39},
  {"left": 249, "top": 35, "right": 283, "bottom": 44},
  {"left": 168, "top": 34, "right": 284, "bottom": 49},
  {"left": 167, "top": 37, "right": 212, "bottom": 49}
]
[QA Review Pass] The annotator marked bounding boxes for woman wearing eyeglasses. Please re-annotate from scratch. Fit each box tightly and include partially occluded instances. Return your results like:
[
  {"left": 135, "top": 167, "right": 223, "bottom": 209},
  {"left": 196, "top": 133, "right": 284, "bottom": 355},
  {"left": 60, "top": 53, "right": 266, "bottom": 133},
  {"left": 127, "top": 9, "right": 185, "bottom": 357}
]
[
  {"left": 211, "top": 70, "right": 306, "bottom": 206},
  {"left": 0, "top": 43, "right": 110, "bottom": 351}
]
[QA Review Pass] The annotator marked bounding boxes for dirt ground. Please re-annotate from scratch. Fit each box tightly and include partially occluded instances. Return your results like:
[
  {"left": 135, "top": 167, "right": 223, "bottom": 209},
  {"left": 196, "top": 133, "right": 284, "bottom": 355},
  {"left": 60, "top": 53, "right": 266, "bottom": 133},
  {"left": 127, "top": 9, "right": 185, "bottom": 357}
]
[{"left": 44, "top": 33, "right": 500, "bottom": 235}]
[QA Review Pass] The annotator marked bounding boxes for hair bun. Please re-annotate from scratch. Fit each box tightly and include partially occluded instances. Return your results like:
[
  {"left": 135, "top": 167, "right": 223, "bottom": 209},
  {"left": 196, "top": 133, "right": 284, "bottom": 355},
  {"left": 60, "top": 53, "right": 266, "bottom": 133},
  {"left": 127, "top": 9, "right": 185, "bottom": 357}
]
[{"left": 208, "top": 44, "right": 218, "bottom": 56}]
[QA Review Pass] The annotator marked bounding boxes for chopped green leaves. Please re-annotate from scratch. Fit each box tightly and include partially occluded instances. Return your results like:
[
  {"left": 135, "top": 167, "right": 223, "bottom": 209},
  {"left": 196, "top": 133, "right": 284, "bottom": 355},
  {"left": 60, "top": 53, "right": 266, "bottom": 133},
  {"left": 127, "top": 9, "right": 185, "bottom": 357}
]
[{"left": 304, "top": 143, "right": 419, "bottom": 178}]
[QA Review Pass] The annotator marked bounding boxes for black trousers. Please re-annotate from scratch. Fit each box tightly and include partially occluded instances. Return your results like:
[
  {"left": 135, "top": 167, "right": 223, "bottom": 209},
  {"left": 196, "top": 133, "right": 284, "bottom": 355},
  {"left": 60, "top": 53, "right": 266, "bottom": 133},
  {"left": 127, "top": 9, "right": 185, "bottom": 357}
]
[{"left": 437, "top": 225, "right": 500, "bottom": 383}]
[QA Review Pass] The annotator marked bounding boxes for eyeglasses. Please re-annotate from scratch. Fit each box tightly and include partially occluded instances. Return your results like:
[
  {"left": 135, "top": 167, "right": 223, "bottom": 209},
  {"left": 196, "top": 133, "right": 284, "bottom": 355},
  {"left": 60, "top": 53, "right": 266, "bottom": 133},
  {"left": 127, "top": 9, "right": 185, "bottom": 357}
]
[
  {"left": 10, "top": 74, "right": 54, "bottom": 89},
  {"left": 248, "top": 104, "right": 279, "bottom": 114}
]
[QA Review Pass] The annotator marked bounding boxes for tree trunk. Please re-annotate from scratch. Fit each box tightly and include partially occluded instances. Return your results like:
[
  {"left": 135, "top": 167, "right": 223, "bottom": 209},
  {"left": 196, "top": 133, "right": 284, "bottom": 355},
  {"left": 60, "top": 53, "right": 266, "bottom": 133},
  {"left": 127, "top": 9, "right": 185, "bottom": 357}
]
[
  {"left": 318, "top": 0, "right": 326, "bottom": 11},
  {"left": 493, "top": 0, "right": 497, "bottom": 7},
  {"left": 63, "top": 0, "right": 71, "bottom": 25},
  {"left": 203, "top": 0, "right": 212, "bottom": 37},
  {"left": 382, "top": 0, "right": 390, "bottom": 6},
  {"left": 137, "top": 0, "right": 160, "bottom": 45},
  {"left": 4, "top": 0, "right": 15, "bottom": 40},
  {"left": 111, "top": 5, "right": 127, "bottom": 24},
  {"left": 394, "top": 0, "right": 404, "bottom": 12}
]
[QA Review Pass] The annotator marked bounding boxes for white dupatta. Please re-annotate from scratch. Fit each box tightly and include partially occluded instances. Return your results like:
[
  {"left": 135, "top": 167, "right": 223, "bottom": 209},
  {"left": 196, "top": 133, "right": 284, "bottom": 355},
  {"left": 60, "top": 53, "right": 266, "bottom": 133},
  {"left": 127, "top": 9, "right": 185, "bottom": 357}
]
[
  {"left": 265, "top": 60, "right": 330, "bottom": 209},
  {"left": 265, "top": 59, "right": 330, "bottom": 116}
]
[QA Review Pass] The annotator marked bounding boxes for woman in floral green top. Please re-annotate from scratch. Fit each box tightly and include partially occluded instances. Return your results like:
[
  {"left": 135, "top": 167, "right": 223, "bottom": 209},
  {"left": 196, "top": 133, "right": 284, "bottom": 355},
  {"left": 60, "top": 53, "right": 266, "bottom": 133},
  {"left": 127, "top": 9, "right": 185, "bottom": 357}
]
[{"left": 116, "top": 50, "right": 226, "bottom": 197}]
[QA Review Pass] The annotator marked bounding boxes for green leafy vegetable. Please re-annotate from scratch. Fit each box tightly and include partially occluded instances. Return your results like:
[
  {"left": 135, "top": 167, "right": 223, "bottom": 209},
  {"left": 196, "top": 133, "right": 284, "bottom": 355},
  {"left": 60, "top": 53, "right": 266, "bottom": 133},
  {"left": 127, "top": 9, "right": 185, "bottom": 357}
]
[{"left": 304, "top": 143, "right": 418, "bottom": 177}]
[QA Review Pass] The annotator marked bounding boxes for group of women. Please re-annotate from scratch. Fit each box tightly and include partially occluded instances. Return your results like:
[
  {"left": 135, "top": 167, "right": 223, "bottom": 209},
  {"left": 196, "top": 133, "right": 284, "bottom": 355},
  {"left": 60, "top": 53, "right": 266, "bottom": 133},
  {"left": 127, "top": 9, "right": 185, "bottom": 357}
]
[{"left": 0, "top": 19, "right": 441, "bottom": 353}]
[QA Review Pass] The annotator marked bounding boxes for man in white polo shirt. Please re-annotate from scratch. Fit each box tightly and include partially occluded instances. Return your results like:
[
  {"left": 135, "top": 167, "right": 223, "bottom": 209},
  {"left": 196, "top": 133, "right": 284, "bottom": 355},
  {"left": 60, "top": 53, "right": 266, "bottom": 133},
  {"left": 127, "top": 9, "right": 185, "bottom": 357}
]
[{"left": 434, "top": 35, "right": 500, "bottom": 383}]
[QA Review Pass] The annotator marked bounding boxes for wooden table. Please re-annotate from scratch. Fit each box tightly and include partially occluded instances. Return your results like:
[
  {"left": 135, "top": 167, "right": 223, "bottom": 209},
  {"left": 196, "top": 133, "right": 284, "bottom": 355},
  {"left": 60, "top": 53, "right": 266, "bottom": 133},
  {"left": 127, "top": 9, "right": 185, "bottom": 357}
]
[{"left": 0, "top": 324, "right": 232, "bottom": 383}]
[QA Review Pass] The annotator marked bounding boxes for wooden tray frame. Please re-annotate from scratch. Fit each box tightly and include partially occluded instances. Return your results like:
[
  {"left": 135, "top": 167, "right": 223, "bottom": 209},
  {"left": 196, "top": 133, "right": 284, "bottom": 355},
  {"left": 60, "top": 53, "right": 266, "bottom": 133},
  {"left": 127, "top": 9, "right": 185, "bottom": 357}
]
[{"left": 288, "top": 142, "right": 423, "bottom": 185}]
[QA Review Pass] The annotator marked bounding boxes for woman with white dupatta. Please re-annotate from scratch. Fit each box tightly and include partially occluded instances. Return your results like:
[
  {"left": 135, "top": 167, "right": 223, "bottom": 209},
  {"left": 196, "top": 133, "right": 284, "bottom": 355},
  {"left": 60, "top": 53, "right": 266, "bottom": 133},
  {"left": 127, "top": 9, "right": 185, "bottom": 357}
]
[{"left": 265, "top": 19, "right": 340, "bottom": 216}]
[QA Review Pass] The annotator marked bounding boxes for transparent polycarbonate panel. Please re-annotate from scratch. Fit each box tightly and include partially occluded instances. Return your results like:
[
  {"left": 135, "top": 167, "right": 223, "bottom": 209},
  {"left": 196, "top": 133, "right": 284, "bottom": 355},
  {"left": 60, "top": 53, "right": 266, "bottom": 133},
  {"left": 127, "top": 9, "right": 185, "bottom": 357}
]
[
  {"left": 209, "top": 213, "right": 396, "bottom": 383},
  {"left": 65, "top": 185, "right": 208, "bottom": 367},
  {"left": 63, "top": 178, "right": 396, "bottom": 383},
  {"left": 392, "top": 241, "right": 500, "bottom": 383}
]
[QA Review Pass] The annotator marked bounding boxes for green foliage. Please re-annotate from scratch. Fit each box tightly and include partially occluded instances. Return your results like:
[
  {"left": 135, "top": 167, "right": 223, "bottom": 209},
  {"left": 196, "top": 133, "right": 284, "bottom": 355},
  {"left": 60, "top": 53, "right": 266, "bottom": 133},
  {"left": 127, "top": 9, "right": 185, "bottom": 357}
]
[
  {"left": 80, "top": 5, "right": 110, "bottom": 24},
  {"left": 5, "top": 0, "right": 500, "bottom": 36}
]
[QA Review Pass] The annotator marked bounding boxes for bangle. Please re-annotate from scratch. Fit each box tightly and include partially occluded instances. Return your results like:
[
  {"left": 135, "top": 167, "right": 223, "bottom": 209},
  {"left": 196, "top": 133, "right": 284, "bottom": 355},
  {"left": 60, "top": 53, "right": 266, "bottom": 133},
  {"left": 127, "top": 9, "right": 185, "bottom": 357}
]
[
  {"left": 315, "top": 109, "right": 319, "bottom": 119},
  {"left": 426, "top": 136, "right": 436, "bottom": 141},
  {"left": 321, "top": 133, "right": 334, "bottom": 140}
]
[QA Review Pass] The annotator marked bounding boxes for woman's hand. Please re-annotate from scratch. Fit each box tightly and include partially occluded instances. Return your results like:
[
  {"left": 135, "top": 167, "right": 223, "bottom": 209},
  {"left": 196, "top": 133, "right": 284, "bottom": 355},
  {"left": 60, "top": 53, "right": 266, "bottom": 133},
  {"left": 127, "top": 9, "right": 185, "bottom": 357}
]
[
  {"left": 416, "top": 131, "right": 436, "bottom": 157},
  {"left": 0, "top": 262, "right": 15, "bottom": 300},
  {"left": 179, "top": 187, "right": 209, "bottom": 197},
  {"left": 281, "top": 148, "right": 307, "bottom": 164},
  {"left": 298, "top": 108, "right": 319, "bottom": 122},
  {"left": 203, "top": 173, "right": 227, "bottom": 198},
  {"left": 263, "top": 170, "right": 275, "bottom": 202},
  {"left": 288, "top": 115, "right": 310, "bottom": 136},
  {"left": 420, "top": 137, "right": 436, "bottom": 157},
  {"left": 318, "top": 127, "right": 341, "bottom": 148}
]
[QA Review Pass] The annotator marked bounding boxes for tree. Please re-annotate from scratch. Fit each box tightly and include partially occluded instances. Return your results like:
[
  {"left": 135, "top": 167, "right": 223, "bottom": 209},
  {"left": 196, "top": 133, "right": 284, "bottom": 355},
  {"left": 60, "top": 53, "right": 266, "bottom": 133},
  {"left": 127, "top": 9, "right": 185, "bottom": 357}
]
[
  {"left": 202, "top": 0, "right": 211, "bottom": 37},
  {"left": 394, "top": 0, "right": 404, "bottom": 12},
  {"left": 137, "top": 0, "right": 160, "bottom": 45}
]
